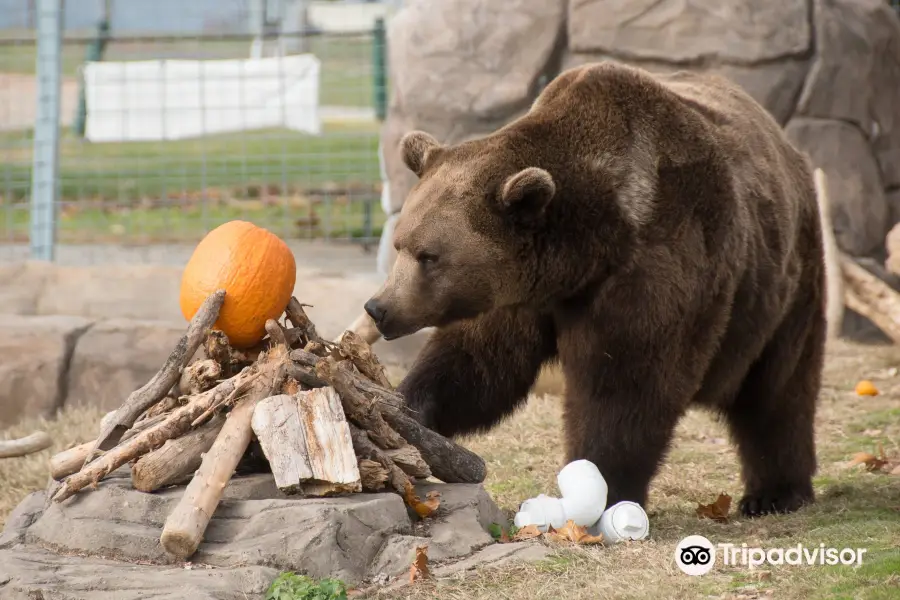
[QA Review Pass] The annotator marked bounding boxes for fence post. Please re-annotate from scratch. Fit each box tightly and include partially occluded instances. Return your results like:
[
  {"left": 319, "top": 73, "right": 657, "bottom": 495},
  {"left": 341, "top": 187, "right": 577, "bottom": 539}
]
[
  {"left": 30, "top": 0, "right": 64, "bottom": 262},
  {"left": 373, "top": 17, "right": 387, "bottom": 122},
  {"left": 72, "top": 16, "right": 110, "bottom": 137}
]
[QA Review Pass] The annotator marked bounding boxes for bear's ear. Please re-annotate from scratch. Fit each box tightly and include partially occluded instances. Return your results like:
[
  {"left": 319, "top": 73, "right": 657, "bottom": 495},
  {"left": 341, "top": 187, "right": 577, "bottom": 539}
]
[
  {"left": 400, "top": 131, "right": 441, "bottom": 177},
  {"left": 499, "top": 167, "right": 556, "bottom": 217}
]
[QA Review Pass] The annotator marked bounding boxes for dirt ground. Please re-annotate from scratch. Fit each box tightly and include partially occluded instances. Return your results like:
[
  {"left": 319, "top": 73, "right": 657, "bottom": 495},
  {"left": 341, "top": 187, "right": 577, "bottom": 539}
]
[{"left": 2, "top": 338, "right": 899, "bottom": 599}]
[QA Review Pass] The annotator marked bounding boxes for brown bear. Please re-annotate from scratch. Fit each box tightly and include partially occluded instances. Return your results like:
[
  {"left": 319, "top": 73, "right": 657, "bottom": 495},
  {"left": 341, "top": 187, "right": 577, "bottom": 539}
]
[{"left": 363, "top": 61, "right": 827, "bottom": 517}]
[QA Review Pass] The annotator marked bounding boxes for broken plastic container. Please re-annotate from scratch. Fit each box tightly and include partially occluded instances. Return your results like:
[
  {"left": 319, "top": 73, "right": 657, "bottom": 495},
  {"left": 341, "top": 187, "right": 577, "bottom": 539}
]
[
  {"left": 589, "top": 501, "right": 650, "bottom": 542},
  {"left": 513, "top": 459, "right": 608, "bottom": 532}
]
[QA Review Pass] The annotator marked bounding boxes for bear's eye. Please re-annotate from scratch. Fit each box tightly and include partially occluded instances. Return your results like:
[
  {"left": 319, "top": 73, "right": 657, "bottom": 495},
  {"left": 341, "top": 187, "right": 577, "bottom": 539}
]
[{"left": 416, "top": 251, "right": 438, "bottom": 266}]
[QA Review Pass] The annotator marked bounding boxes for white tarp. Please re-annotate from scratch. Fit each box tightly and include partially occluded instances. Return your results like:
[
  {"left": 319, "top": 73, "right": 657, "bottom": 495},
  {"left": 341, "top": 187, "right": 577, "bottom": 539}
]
[{"left": 83, "top": 54, "right": 321, "bottom": 142}]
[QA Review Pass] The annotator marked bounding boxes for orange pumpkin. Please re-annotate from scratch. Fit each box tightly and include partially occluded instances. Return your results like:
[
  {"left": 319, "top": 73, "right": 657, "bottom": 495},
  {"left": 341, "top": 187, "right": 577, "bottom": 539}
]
[{"left": 179, "top": 220, "right": 296, "bottom": 348}]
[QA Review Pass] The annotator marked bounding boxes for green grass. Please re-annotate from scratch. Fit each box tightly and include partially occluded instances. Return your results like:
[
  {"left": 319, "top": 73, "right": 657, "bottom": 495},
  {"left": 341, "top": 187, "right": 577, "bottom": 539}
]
[
  {"left": 0, "top": 121, "right": 384, "bottom": 242},
  {"left": 0, "top": 35, "right": 382, "bottom": 108}
]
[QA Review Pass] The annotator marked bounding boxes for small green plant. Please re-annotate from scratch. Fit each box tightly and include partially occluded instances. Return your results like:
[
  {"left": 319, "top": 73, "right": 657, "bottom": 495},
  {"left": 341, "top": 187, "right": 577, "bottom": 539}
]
[{"left": 265, "top": 572, "right": 348, "bottom": 600}]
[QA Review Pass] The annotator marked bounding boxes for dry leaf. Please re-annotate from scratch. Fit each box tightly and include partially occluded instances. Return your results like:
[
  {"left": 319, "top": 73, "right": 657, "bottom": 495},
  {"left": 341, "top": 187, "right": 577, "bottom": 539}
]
[
  {"left": 848, "top": 444, "right": 890, "bottom": 472},
  {"left": 409, "top": 545, "right": 430, "bottom": 583},
  {"left": 544, "top": 520, "right": 604, "bottom": 545},
  {"left": 890, "top": 464, "right": 900, "bottom": 476},
  {"left": 696, "top": 493, "right": 732, "bottom": 522},
  {"left": 512, "top": 524, "right": 544, "bottom": 541},
  {"left": 404, "top": 482, "right": 441, "bottom": 518}
]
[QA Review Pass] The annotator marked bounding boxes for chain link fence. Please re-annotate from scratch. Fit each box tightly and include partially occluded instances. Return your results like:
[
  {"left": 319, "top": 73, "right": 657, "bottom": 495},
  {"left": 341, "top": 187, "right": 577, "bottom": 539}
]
[{"left": 0, "top": 0, "right": 390, "bottom": 265}]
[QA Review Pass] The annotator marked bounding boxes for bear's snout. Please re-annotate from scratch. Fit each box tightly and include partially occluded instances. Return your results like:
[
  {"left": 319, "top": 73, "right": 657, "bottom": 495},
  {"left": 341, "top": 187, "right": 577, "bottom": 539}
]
[{"left": 364, "top": 298, "right": 387, "bottom": 326}]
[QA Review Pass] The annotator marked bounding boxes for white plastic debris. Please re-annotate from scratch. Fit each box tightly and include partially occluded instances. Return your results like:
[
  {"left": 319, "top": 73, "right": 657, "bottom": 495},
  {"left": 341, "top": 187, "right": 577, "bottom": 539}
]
[
  {"left": 513, "top": 459, "right": 608, "bottom": 532},
  {"left": 588, "top": 501, "right": 650, "bottom": 542}
]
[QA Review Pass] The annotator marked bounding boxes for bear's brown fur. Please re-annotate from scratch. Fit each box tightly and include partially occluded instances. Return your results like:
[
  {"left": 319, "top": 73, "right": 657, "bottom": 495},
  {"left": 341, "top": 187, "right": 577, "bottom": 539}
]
[{"left": 364, "top": 62, "right": 826, "bottom": 517}]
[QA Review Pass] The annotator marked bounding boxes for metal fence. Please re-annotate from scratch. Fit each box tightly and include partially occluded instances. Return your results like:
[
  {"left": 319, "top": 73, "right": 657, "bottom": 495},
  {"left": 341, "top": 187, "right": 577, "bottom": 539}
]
[{"left": 0, "top": 0, "right": 388, "bottom": 265}]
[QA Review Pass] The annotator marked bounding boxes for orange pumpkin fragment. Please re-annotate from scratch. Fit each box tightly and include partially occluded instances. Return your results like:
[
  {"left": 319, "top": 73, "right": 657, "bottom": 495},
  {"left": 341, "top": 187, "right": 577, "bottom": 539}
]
[
  {"left": 855, "top": 380, "right": 879, "bottom": 397},
  {"left": 179, "top": 220, "right": 296, "bottom": 348}
]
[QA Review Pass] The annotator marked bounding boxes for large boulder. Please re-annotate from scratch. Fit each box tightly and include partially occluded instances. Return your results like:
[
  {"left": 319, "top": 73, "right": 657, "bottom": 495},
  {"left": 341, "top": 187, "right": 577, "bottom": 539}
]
[
  {"left": 0, "top": 473, "right": 541, "bottom": 599},
  {"left": 785, "top": 118, "right": 889, "bottom": 258},
  {"left": 382, "top": 0, "right": 567, "bottom": 210}
]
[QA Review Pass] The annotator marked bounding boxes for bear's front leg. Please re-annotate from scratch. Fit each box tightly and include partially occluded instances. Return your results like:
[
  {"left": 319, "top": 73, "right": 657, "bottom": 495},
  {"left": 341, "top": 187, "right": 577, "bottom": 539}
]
[
  {"left": 397, "top": 306, "right": 557, "bottom": 438},
  {"left": 560, "top": 347, "right": 688, "bottom": 509}
]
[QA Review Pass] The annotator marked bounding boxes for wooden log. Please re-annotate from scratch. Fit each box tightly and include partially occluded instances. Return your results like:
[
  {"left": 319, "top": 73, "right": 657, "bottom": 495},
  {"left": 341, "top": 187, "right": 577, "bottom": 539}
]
[
  {"left": 358, "top": 458, "right": 388, "bottom": 492},
  {"left": 313, "top": 359, "right": 406, "bottom": 450},
  {"left": 52, "top": 343, "right": 289, "bottom": 503},
  {"left": 250, "top": 389, "right": 361, "bottom": 496},
  {"left": 385, "top": 445, "right": 432, "bottom": 479},
  {"left": 335, "top": 330, "right": 392, "bottom": 388},
  {"left": 160, "top": 393, "right": 264, "bottom": 560},
  {"left": 348, "top": 424, "right": 411, "bottom": 495},
  {"left": 814, "top": 168, "right": 844, "bottom": 341},
  {"left": 841, "top": 255, "right": 900, "bottom": 344},
  {"left": 0, "top": 432, "right": 52, "bottom": 459},
  {"left": 298, "top": 353, "right": 486, "bottom": 484},
  {"left": 340, "top": 311, "right": 382, "bottom": 346},
  {"left": 85, "top": 289, "right": 226, "bottom": 466},
  {"left": 131, "top": 414, "right": 226, "bottom": 492},
  {"left": 179, "top": 359, "right": 223, "bottom": 396},
  {"left": 49, "top": 410, "right": 170, "bottom": 481}
]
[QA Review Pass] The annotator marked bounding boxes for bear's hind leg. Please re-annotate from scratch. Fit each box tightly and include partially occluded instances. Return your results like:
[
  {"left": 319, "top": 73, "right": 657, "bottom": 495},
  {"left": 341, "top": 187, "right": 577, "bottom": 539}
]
[{"left": 725, "top": 295, "right": 824, "bottom": 517}]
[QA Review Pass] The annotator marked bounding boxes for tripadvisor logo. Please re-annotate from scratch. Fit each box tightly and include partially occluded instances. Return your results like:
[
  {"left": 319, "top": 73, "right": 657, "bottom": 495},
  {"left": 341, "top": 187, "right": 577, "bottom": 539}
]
[{"left": 675, "top": 536, "right": 868, "bottom": 575}]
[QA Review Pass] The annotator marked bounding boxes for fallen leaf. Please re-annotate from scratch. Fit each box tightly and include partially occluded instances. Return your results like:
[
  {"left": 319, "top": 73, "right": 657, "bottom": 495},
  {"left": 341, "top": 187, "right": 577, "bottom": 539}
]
[
  {"left": 855, "top": 380, "right": 879, "bottom": 396},
  {"left": 696, "top": 493, "right": 732, "bottom": 522},
  {"left": 862, "top": 429, "right": 883, "bottom": 437},
  {"left": 848, "top": 444, "right": 890, "bottom": 472},
  {"left": 409, "top": 545, "right": 430, "bottom": 583},
  {"left": 891, "top": 464, "right": 900, "bottom": 476},
  {"left": 544, "top": 520, "right": 604, "bottom": 545},
  {"left": 512, "top": 524, "right": 544, "bottom": 541},
  {"left": 404, "top": 482, "right": 441, "bottom": 518}
]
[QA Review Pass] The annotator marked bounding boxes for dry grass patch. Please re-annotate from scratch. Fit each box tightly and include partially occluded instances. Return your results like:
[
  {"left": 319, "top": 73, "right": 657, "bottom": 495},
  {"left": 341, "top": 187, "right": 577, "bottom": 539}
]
[{"left": 0, "top": 404, "right": 105, "bottom": 529}]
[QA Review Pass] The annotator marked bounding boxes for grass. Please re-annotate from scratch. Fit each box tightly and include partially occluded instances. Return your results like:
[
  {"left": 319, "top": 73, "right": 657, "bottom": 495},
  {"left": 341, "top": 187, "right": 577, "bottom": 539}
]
[
  {"left": 2, "top": 339, "right": 898, "bottom": 599},
  {"left": 0, "top": 34, "right": 381, "bottom": 108},
  {"left": 0, "top": 121, "right": 384, "bottom": 242}
]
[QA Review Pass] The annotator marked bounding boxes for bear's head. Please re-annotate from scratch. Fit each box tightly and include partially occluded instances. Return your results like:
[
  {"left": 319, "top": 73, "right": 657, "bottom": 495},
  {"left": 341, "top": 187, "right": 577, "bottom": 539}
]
[{"left": 363, "top": 129, "right": 559, "bottom": 340}]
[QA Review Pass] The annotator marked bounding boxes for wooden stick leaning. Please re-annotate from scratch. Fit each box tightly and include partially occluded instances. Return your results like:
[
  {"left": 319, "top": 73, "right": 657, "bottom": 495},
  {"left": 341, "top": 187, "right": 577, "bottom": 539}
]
[
  {"left": 83, "top": 289, "right": 226, "bottom": 467},
  {"left": 160, "top": 390, "right": 267, "bottom": 560},
  {"left": 131, "top": 414, "right": 226, "bottom": 493}
]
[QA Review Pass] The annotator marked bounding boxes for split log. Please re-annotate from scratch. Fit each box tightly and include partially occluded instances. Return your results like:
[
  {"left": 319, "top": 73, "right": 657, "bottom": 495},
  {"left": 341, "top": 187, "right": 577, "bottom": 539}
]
[
  {"left": 311, "top": 358, "right": 405, "bottom": 451},
  {"left": 131, "top": 414, "right": 226, "bottom": 493},
  {"left": 250, "top": 389, "right": 361, "bottom": 496},
  {"left": 52, "top": 343, "right": 289, "bottom": 503},
  {"left": 358, "top": 458, "right": 389, "bottom": 491},
  {"left": 841, "top": 255, "right": 900, "bottom": 344},
  {"left": 0, "top": 432, "right": 52, "bottom": 459},
  {"left": 160, "top": 393, "right": 264, "bottom": 560},
  {"left": 84, "top": 289, "right": 226, "bottom": 466},
  {"left": 300, "top": 353, "right": 486, "bottom": 484}
]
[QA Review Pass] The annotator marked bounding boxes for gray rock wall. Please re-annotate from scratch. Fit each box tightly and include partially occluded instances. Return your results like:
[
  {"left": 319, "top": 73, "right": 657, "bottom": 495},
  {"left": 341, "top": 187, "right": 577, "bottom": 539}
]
[{"left": 383, "top": 0, "right": 900, "bottom": 262}]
